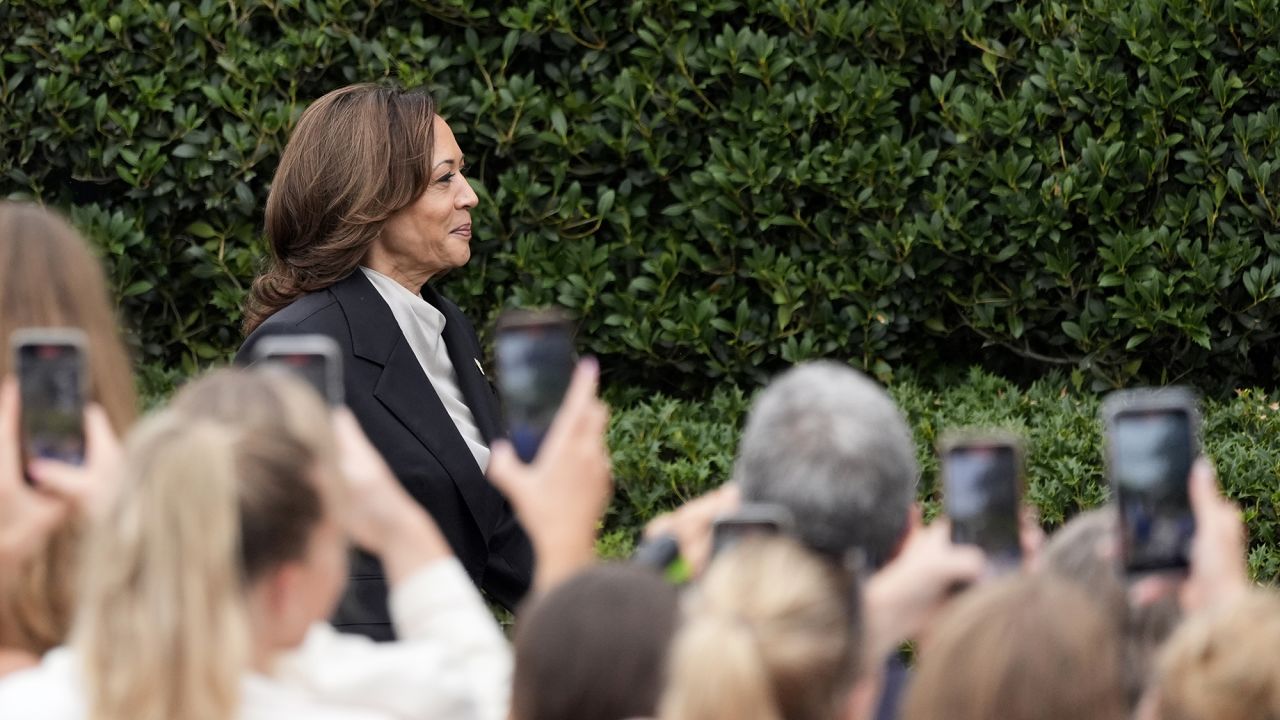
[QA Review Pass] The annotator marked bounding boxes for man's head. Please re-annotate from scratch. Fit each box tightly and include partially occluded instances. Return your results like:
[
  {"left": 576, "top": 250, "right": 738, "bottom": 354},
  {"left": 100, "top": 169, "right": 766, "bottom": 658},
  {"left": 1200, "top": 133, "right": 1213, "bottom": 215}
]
[{"left": 734, "top": 361, "right": 918, "bottom": 568}]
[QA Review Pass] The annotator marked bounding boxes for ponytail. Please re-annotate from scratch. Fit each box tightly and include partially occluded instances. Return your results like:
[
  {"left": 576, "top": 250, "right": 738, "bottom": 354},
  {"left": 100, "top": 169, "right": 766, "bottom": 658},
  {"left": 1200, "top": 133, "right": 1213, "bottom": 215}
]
[
  {"left": 77, "top": 415, "right": 248, "bottom": 720},
  {"left": 662, "top": 611, "right": 783, "bottom": 720}
]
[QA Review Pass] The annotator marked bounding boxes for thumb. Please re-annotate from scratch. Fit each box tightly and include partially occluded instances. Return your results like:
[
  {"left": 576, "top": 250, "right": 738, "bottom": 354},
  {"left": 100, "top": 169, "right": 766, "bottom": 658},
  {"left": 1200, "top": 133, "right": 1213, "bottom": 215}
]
[
  {"left": 26, "top": 460, "right": 88, "bottom": 508},
  {"left": 1188, "top": 457, "right": 1219, "bottom": 511}
]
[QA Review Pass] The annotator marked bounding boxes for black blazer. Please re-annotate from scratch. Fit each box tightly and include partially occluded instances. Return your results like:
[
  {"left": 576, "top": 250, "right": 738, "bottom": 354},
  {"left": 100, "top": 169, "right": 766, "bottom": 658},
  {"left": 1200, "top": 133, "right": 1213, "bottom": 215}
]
[{"left": 237, "top": 270, "right": 533, "bottom": 639}]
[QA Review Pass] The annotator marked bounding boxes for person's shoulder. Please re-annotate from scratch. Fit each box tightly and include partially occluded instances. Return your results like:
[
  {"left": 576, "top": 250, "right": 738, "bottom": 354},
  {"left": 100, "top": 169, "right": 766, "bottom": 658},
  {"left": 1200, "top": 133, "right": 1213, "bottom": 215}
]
[
  {"left": 0, "top": 648, "right": 84, "bottom": 719},
  {"left": 241, "top": 674, "right": 397, "bottom": 720},
  {"left": 238, "top": 290, "right": 349, "bottom": 362},
  {"left": 260, "top": 290, "right": 342, "bottom": 331}
]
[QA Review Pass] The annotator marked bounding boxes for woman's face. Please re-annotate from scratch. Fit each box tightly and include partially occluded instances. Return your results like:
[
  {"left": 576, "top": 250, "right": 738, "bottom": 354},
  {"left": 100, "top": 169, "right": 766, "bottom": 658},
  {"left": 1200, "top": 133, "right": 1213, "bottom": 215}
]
[{"left": 371, "top": 115, "right": 479, "bottom": 290}]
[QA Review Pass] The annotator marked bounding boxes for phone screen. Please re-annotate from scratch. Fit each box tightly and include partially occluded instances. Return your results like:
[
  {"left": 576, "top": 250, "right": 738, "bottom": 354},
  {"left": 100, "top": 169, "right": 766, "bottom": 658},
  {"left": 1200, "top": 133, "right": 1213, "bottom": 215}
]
[
  {"left": 17, "top": 343, "right": 86, "bottom": 465},
  {"left": 494, "top": 315, "right": 576, "bottom": 463},
  {"left": 944, "top": 444, "right": 1021, "bottom": 566},
  {"left": 261, "top": 352, "right": 338, "bottom": 405},
  {"left": 1112, "top": 409, "right": 1195, "bottom": 571}
]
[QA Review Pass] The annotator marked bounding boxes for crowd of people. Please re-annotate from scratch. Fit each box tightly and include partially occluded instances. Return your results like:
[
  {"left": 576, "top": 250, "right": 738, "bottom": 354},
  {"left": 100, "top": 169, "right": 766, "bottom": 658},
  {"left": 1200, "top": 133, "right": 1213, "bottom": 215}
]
[{"left": 0, "top": 81, "right": 1273, "bottom": 720}]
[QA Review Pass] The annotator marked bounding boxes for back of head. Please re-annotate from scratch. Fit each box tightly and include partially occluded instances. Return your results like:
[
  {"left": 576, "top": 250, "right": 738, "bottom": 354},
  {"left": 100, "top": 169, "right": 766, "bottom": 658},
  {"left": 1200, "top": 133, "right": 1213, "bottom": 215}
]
[
  {"left": 244, "top": 83, "right": 439, "bottom": 334},
  {"left": 735, "top": 361, "right": 917, "bottom": 567},
  {"left": 0, "top": 201, "right": 138, "bottom": 655},
  {"left": 661, "top": 537, "right": 861, "bottom": 720},
  {"left": 512, "top": 564, "right": 680, "bottom": 720},
  {"left": 76, "top": 398, "right": 325, "bottom": 720},
  {"left": 1147, "top": 589, "right": 1280, "bottom": 720},
  {"left": 902, "top": 574, "right": 1127, "bottom": 720},
  {"left": 1040, "top": 508, "right": 1180, "bottom": 707},
  {"left": 1041, "top": 508, "right": 1127, "bottom": 619},
  {"left": 167, "top": 366, "right": 336, "bottom": 467}
]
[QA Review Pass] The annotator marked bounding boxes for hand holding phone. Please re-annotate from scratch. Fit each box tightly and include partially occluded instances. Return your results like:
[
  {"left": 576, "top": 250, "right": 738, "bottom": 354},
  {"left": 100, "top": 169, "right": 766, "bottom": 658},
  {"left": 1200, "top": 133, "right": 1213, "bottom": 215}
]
[
  {"left": 1103, "top": 387, "right": 1199, "bottom": 574},
  {"left": 494, "top": 308, "right": 576, "bottom": 463},
  {"left": 939, "top": 432, "right": 1024, "bottom": 570}
]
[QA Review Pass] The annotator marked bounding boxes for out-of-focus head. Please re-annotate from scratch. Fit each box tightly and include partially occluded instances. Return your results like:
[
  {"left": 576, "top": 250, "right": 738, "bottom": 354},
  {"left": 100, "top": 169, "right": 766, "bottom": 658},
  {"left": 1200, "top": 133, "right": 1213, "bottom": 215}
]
[
  {"left": 0, "top": 201, "right": 137, "bottom": 656},
  {"left": 660, "top": 536, "right": 862, "bottom": 720},
  {"left": 167, "top": 366, "right": 338, "bottom": 470},
  {"left": 166, "top": 367, "right": 348, "bottom": 641},
  {"left": 1040, "top": 508, "right": 1123, "bottom": 606},
  {"left": 75, "top": 370, "right": 345, "bottom": 720},
  {"left": 1040, "top": 507, "right": 1181, "bottom": 708},
  {"left": 245, "top": 83, "right": 451, "bottom": 333},
  {"left": 1143, "top": 589, "right": 1280, "bottom": 720},
  {"left": 902, "top": 573, "right": 1127, "bottom": 720},
  {"left": 0, "top": 201, "right": 136, "bottom": 431},
  {"left": 512, "top": 564, "right": 680, "bottom": 720},
  {"left": 735, "top": 361, "right": 917, "bottom": 568}
]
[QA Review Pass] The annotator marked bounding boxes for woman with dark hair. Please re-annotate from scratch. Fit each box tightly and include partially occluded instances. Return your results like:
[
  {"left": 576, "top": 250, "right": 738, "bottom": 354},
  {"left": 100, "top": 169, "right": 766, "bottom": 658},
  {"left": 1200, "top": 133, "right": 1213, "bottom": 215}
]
[
  {"left": 511, "top": 565, "right": 679, "bottom": 720},
  {"left": 238, "top": 84, "right": 531, "bottom": 639}
]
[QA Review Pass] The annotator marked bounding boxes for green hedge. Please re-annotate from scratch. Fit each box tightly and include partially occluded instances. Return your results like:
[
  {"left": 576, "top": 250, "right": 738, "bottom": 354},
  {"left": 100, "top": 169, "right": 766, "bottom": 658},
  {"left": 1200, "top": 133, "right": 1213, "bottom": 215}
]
[
  {"left": 603, "top": 367, "right": 1280, "bottom": 582},
  {"left": 6, "top": 0, "right": 1280, "bottom": 391}
]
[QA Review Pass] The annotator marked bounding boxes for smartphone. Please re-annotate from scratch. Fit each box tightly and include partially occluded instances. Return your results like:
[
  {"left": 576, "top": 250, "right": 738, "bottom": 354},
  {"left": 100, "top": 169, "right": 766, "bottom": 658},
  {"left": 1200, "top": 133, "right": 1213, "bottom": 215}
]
[
  {"left": 250, "top": 334, "right": 344, "bottom": 406},
  {"left": 940, "top": 432, "right": 1024, "bottom": 568},
  {"left": 11, "top": 328, "right": 88, "bottom": 467},
  {"left": 1103, "top": 387, "right": 1199, "bottom": 573},
  {"left": 710, "top": 504, "right": 795, "bottom": 558},
  {"left": 494, "top": 308, "right": 576, "bottom": 463}
]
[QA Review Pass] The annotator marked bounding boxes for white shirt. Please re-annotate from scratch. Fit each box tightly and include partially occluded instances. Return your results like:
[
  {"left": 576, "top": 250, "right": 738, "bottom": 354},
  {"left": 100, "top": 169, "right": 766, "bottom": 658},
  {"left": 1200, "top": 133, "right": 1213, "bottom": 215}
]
[
  {"left": 360, "top": 267, "right": 490, "bottom": 472},
  {"left": 0, "top": 558, "right": 513, "bottom": 720}
]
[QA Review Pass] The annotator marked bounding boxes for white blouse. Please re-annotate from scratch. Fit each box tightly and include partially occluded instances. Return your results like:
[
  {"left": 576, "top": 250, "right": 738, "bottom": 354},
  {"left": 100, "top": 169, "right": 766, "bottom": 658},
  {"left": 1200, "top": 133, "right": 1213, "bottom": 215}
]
[
  {"left": 360, "top": 267, "right": 490, "bottom": 472},
  {"left": 0, "top": 558, "right": 513, "bottom": 720}
]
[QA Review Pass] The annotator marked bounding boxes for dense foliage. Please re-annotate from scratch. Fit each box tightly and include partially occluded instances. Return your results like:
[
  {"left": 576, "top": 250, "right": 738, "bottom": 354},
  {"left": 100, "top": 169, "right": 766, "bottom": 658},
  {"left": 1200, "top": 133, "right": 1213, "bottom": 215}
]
[
  {"left": 3, "top": 1, "right": 1278, "bottom": 571},
  {"left": 5, "top": 0, "right": 1280, "bottom": 391},
  {"left": 603, "top": 368, "right": 1280, "bottom": 581}
]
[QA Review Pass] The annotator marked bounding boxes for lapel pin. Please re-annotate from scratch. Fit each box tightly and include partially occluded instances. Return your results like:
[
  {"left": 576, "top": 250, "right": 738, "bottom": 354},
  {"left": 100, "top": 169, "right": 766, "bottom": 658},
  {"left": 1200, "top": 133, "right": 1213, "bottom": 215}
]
[{"left": 474, "top": 357, "right": 487, "bottom": 377}]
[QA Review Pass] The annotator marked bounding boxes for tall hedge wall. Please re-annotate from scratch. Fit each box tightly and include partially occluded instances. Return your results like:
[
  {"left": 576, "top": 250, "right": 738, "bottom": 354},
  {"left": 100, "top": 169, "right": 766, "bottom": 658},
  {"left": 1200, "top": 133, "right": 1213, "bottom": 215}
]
[{"left": 5, "top": 0, "right": 1280, "bottom": 390}]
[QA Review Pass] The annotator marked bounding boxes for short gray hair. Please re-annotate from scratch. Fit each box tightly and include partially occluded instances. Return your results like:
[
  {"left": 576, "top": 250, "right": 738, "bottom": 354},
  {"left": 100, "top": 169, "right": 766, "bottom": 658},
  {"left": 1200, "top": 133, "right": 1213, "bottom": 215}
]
[{"left": 734, "top": 361, "right": 917, "bottom": 568}]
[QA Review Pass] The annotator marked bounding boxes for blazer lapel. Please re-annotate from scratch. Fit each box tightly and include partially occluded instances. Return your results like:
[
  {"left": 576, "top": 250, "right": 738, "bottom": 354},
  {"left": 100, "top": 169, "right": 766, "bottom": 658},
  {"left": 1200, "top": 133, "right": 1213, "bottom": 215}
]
[{"left": 330, "top": 271, "right": 504, "bottom": 536}]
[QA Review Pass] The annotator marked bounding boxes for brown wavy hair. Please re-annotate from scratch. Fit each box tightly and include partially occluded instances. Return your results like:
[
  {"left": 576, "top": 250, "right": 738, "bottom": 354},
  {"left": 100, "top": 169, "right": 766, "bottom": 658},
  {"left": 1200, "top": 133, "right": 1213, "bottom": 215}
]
[
  {"left": 0, "top": 201, "right": 138, "bottom": 657},
  {"left": 243, "top": 83, "right": 439, "bottom": 335}
]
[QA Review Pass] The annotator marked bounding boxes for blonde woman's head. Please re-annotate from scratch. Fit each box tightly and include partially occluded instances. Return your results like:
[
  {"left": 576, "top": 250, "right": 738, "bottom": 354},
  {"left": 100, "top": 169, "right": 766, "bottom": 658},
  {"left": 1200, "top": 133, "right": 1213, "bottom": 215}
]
[
  {"left": 1143, "top": 589, "right": 1280, "bottom": 720},
  {"left": 661, "top": 537, "right": 862, "bottom": 720},
  {"left": 76, "top": 369, "right": 348, "bottom": 720}
]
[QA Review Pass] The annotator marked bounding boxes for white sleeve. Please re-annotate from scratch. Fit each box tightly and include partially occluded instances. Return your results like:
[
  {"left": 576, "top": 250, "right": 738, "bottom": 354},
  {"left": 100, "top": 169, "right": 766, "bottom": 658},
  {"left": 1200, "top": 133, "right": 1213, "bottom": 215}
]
[{"left": 274, "top": 558, "right": 513, "bottom": 720}]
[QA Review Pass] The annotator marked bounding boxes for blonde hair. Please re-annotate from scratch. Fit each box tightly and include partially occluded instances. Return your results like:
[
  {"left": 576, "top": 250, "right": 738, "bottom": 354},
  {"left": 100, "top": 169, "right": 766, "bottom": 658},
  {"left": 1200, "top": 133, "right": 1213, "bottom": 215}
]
[
  {"left": 76, "top": 371, "right": 330, "bottom": 720},
  {"left": 1148, "top": 589, "right": 1280, "bottom": 720},
  {"left": 167, "top": 366, "right": 337, "bottom": 467},
  {"left": 660, "top": 537, "right": 860, "bottom": 720},
  {"left": 0, "top": 201, "right": 138, "bottom": 655},
  {"left": 902, "top": 574, "right": 1127, "bottom": 720}
]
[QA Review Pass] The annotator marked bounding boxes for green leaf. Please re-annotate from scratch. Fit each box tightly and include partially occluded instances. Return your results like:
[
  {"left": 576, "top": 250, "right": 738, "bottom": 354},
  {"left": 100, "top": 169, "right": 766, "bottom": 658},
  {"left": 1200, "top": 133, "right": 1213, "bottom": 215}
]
[
  {"left": 123, "top": 280, "right": 153, "bottom": 297},
  {"left": 187, "top": 221, "right": 217, "bottom": 238}
]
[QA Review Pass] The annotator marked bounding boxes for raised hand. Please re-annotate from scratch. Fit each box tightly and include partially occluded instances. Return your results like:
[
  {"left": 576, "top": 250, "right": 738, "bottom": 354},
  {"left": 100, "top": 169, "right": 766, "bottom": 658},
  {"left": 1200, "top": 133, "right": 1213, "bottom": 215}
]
[{"left": 488, "top": 358, "right": 611, "bottom": 591}]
